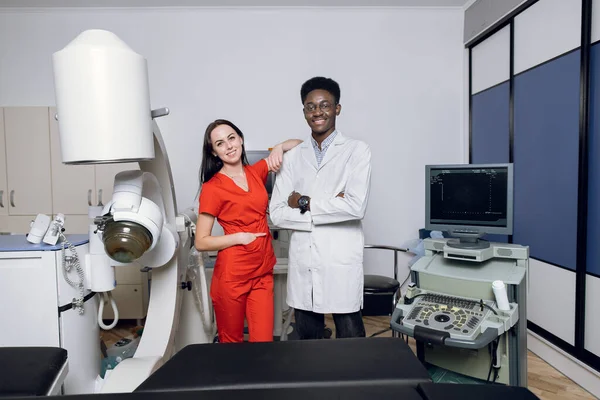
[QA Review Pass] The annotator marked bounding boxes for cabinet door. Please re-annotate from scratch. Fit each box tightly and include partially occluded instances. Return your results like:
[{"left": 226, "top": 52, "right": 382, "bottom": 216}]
[
  {"left": 0, "top": 215, "right": 36, "bottom": 234},
  {"left": 4, "top": 107, "right": 53, "bottom": 215},
  {"left": 95, "top": 163, "right": 139, "bottom": 207},
  {"left": 0, "top": 110, "right": 7, "bottom": 216},
  {"left": 102, "top": 284, "right": 144, "bottom": 320},
  {"left": 49, "top": 107, "right": 96, "bottom": 215},
  {"left": 62, "top": 214, "right": 92, "bottom": 234},
  {"left": 115, "top": 263, "right": 144, "bottom": 285},
  {"left": 0, "top": 251, "right": 60, "bottom": 346}
]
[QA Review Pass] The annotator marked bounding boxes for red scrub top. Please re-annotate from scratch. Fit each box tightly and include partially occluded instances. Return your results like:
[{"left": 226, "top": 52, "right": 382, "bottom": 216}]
[{"left": 199, "top": 159, "right": 276, "bottom": 282}]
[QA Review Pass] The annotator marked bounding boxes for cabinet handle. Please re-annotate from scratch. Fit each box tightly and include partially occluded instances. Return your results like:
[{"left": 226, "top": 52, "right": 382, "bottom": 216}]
[
  {"left": 0, "top": 190, "right": 3, "bottom": 208},
  {"left": 88, "top": 189, "right": 92, "bottom": 206},
  {"left": 10, "top": 190, "right": 14, "bottom": 207},
  {"left": 97, "top": 189, "right": 103, "bottom": 206}
]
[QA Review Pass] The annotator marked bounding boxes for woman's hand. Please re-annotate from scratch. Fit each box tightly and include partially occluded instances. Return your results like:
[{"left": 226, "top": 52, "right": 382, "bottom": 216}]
[
  {"left": 236, "top": 232, "right": 267, "bottom": 245},
  {"left": 266, "top": 144, "right": 284, "bottom": 172}
]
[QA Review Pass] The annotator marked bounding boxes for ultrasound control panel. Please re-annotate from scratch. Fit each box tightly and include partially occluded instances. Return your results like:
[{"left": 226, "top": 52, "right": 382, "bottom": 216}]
[{"left": 401, "top": 293, "right": 495, "bottom": 342}]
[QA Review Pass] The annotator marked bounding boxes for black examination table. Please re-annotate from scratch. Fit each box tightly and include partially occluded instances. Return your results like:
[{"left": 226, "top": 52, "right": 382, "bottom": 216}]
[
  {"left": 0, "top": 337, "right": 540, "bottom": 399},
  {"left": 136, "top": 337, "right": 430, "bottom": 392}
]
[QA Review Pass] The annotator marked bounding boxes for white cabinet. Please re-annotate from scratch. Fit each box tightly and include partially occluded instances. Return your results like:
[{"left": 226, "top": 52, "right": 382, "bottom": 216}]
[
  {"left": 102, "top": 263, "right": 149, "bottom": 321},
  {"left": 95, "top": 162, "right": 140, "bottom": 209},
  {"left": 49, "top": 107, "right": 139, "bottom": 234},
  {"left": 49, "top": 107, "right": 96, "bottom": 215},
  {"left": 0, "top": 110, "right": 7, "bottom": 217},
  {"left": 0, "top": 238, "right": 101, "bottom": 395},
  {"left": 0, "top": 215, "right": 42, "bottom": 234},
  {"left": 57, "top": 162, "right": 140, "bottom": 235},
  {"left": 4, "top": 107, "right": 53, "bottom": 216},
  {"left": 0, "top": 249, "right": 60, "bottom": 346},
  {"left": 0, "top": 106, "right": 149, "bottom": 320}
]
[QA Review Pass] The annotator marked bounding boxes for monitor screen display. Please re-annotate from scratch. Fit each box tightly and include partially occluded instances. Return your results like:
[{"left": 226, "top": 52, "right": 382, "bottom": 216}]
[{"left": 425, "top": 164, "right": 513, "bottom": 235}]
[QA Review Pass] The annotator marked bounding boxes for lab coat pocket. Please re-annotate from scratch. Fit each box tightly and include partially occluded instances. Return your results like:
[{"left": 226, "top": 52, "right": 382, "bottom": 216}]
[
  {"left": 323, "top": 264, "right": 363, "bottom": 312},
  {"left": 325, "top": 223, "right": 363, "bottom": 266},
  {"left": 288, "top": 231, "right": 310, "bottom": 265}
]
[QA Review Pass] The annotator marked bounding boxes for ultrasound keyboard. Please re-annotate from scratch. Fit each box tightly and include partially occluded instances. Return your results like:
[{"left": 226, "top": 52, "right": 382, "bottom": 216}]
[
  {"left": 391, "top": 290, "right": 516, "bottom": 349},
  {"left": 401, "top": 293, "right": 494, "bottom": 342}
]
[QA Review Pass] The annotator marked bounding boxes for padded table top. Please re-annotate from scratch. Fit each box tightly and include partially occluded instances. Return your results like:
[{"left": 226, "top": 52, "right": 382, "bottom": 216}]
[
  {"left": 135, "top": 337, "right": 431, "bottom": 392},
  {"left": 1, "top": 387, "right": 425, "bottom": 400},
  {"left": 418, "top": 383, "right": 540, "bottom": 400},
  {"left": 0, "top": 347, "right": 67, "bottom": 397},
  {"left": 0, "top": 383, "right": 541, "bottom": 400}
]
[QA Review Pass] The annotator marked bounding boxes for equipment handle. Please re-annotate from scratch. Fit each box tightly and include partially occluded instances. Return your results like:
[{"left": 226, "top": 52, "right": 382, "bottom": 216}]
[
  {"left": 445, "top": 329, "right": 498, "bottom": 349},
  {"left": 390, "top": 307, "right": 414, "bottom": 336}
]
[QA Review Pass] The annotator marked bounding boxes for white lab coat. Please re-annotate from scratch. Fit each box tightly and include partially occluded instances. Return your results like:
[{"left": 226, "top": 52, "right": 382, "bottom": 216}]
[{"left": 269, "top": 131, "right": 372, "bottom": 314}]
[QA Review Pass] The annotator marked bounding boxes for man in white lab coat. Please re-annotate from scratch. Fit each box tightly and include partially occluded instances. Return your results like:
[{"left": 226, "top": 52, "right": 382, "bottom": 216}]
[{"left": 269, "top": 76, "right": 372, "bottom": 339}]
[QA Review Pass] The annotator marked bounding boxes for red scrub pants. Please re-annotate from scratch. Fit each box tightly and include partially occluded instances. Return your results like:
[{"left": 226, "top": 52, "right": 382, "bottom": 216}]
[{"left": 211, "top": 272, "right": 274, "bottom": 343}]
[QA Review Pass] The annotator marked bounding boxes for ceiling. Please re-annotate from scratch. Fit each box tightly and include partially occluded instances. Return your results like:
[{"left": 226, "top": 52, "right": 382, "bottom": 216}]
[{"left": 0, "top": 0, "right": 471, "bottom": 8}]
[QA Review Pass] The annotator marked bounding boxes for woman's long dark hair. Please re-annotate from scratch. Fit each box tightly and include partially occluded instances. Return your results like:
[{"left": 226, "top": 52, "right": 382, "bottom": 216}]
[{"left": 199, "top": 119, "right": 249, "bottom": 185}]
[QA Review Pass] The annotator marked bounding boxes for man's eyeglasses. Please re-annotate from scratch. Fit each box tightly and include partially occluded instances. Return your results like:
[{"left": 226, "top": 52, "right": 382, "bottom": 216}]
[{"left": 303, "top": 101, "right": 335, "bottom": 113}]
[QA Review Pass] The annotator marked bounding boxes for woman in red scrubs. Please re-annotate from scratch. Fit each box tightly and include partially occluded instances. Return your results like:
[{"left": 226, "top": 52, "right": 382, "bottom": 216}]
[{"left": 194, "top": 119, "right": 301, "bottom": 343}]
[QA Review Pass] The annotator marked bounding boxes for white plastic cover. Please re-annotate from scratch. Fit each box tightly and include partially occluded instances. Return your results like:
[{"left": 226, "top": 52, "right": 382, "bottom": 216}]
[{"left": 52, "top": 29, "right": 154, "bottom": 164}]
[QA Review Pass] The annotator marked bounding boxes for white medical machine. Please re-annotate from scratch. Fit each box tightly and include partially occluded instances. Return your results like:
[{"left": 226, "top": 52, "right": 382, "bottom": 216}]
[
  {"left": 391, "top": 164, "right": 528, "bottom": 387},
  {"left": 48, "top": 29, "right": 214, "bottom": 393},
  {"left": 0, "top": 232, "right": 98, "bottom": 395}
]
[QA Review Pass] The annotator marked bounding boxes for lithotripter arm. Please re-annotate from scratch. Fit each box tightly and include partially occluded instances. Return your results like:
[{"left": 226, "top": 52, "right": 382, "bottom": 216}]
[
  {"left": 139, "top": 115, "right": 178, "bottom": 224},
  {"left": 100, "top": 116, "right": 188, "bottom": 393},
  {"left": 133, "top": 115, "right": 184, "bottom": 360}
]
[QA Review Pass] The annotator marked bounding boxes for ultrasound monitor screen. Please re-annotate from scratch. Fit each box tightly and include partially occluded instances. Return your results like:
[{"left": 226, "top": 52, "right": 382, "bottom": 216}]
[{"left": 428, "top": 166, "right": 509, "bottom": 228}]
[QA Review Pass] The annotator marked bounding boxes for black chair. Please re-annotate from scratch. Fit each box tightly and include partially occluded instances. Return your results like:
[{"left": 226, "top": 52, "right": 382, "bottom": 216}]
[
  {"left": 0, "top": 347, "right": 68, "bottom": 397},
  {"left": 362, "top": 244, "right": 408, "bottom": 337}
]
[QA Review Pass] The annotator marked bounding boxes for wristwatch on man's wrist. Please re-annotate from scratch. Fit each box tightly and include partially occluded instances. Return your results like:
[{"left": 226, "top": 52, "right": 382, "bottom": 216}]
[{"left": 298, "top": 195, "right": 310, "bottom": 214}]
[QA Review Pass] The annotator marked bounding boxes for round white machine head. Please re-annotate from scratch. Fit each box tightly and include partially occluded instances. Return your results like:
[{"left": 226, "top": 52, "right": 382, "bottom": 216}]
[{"left": 52, "top": 29, "right": 154, "bottom": 164}]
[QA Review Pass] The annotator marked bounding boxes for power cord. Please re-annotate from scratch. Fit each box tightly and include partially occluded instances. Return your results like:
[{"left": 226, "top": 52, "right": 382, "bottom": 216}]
[
  {"left": 60, "top": 231, "right": 86, "bottom": 315},
  {"left": 486, "top": 337, "right": 501, "bottom": 383}
]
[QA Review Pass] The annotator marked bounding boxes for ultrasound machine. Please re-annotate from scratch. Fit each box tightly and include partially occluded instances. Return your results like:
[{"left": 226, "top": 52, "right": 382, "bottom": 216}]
[{"left": 391, "top": 164, "right": 529, "bottom": 387}]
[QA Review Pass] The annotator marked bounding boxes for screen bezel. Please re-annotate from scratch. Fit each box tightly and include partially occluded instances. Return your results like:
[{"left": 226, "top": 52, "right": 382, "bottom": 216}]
[{"left": 424, "top": 163, "right": 514, "bottom": 235}]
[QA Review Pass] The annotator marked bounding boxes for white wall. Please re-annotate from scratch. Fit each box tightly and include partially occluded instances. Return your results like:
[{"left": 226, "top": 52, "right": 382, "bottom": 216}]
[{"left": 0, "top": 6, "right": 465, "bottom": 276}]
